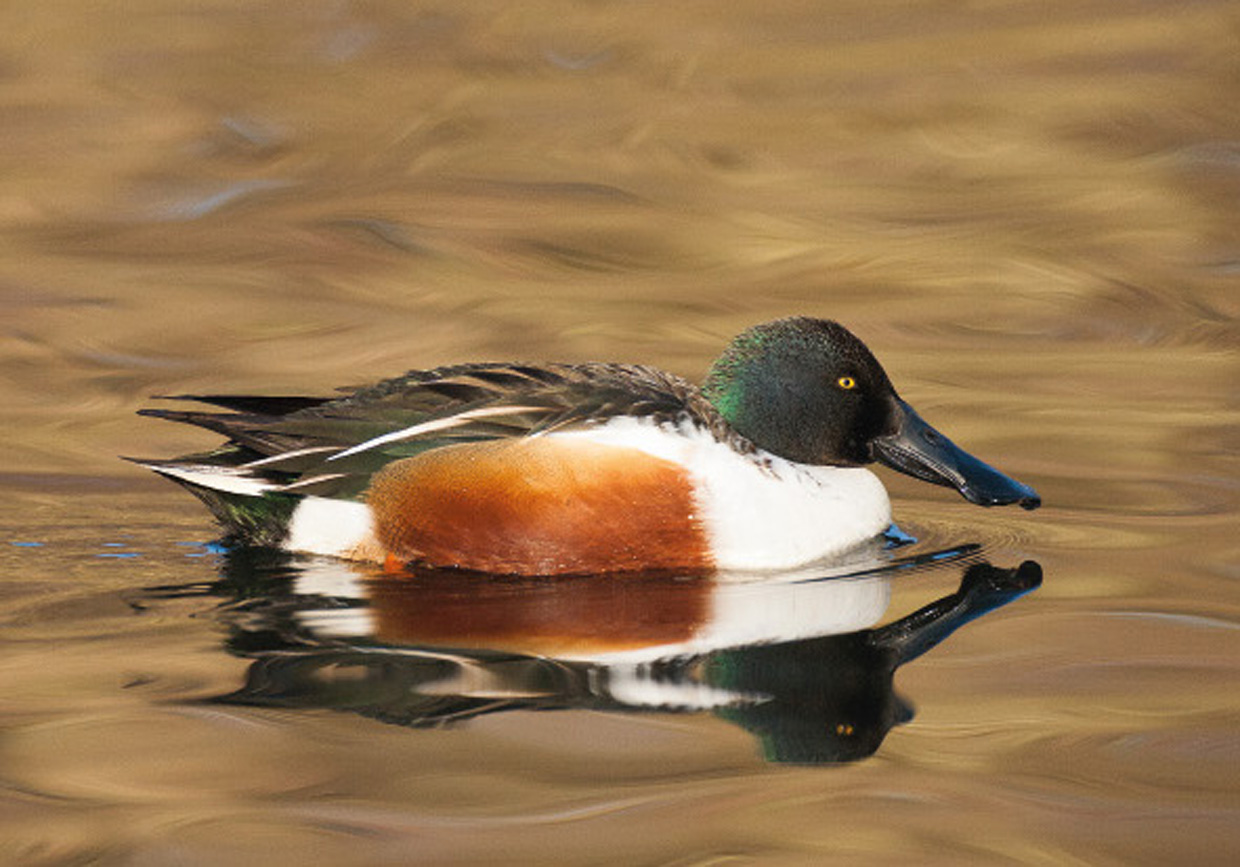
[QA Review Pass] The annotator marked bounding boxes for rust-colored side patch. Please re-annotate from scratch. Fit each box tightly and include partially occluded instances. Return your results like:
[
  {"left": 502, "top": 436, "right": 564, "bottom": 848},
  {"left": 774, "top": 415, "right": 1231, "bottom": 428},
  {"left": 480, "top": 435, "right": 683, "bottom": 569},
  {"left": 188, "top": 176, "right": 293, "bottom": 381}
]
[{"left": 365, "top": 437, "right": 712, "bottom": 575}]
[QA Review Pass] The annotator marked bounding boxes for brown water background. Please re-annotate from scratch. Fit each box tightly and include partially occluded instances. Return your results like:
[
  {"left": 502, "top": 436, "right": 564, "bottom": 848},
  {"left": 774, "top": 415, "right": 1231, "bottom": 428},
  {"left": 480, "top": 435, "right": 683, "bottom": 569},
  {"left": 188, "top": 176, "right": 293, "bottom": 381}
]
[{"left": 2, "top": 1, "right": 1238, "bottom": 864}]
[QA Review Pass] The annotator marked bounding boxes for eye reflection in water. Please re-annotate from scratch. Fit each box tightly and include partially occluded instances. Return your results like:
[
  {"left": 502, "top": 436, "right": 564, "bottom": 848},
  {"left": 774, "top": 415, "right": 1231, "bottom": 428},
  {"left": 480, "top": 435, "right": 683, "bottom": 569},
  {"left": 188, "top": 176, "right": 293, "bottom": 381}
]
[{"left": 151, "top": 548, "right": 1041, "bottom": 766}]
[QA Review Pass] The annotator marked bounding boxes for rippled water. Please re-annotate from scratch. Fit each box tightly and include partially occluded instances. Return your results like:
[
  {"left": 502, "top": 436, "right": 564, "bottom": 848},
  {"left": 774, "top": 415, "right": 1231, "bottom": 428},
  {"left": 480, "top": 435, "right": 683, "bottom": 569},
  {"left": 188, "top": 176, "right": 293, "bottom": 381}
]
[{"left": 3, "top": 1, "right": 1239, "bottom": 864}]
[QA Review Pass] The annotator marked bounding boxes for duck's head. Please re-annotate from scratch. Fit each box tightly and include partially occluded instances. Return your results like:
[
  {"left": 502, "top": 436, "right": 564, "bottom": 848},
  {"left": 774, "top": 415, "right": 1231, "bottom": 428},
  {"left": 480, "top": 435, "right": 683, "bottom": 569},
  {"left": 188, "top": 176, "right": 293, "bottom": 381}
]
[{"left": 702, "top": 317, "right": 1041, "bottom": 510}]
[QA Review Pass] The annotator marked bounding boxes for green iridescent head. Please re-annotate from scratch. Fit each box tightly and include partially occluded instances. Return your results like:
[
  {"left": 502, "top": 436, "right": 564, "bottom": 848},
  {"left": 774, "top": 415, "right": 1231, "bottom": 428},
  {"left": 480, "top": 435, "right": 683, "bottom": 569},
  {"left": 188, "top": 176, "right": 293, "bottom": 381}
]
[{"left": 702, "top": 317, "right": 897, "bottom": 466}]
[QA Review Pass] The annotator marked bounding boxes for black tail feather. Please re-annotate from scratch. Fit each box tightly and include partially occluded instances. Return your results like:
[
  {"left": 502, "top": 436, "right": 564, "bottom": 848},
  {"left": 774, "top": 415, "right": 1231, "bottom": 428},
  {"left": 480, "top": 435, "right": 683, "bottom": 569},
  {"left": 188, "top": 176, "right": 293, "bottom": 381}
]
[
  {"left": 137, "top": 407, "right": 311, "bottom": 456},
  {"left": 153, "top": 394, "right": 333, "bottom": 416}
]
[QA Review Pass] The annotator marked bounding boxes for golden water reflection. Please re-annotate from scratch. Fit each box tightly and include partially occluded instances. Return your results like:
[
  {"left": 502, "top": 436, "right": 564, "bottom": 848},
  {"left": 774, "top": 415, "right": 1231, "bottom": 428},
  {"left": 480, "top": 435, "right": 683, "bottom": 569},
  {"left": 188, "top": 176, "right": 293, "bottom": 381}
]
[{"left": 3, "top": 0, "right": 1239, "bottom": 862}]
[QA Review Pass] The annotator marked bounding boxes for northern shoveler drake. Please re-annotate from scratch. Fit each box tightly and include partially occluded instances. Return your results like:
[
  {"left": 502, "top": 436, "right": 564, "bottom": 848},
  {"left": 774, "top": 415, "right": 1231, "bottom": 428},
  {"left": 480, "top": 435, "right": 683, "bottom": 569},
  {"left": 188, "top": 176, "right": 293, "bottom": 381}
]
[{"left": 138, "top": 317, "right": 1040, "bottom": 575}]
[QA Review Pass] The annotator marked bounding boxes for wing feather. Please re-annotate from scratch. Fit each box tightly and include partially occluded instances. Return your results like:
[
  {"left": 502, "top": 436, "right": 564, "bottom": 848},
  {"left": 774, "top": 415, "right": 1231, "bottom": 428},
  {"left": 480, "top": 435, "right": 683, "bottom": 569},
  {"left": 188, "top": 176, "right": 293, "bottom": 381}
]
[{"left": 139, "top": 361, "right": 732, "bottom": 504}]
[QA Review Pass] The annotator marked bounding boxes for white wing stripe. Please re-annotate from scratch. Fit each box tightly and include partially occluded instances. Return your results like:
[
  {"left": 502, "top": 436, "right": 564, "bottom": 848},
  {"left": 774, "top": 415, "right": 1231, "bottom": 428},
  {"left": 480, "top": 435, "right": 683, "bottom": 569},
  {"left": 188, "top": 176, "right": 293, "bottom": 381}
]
[
  {"left": 279, "top": 473, "right": 349, "bottom": 492},
  {"left": 242, "top": 446, "right": 340, "bottom": 469},
  {"left": 327, "top": 405, "right": 541, "bottom": 461}
]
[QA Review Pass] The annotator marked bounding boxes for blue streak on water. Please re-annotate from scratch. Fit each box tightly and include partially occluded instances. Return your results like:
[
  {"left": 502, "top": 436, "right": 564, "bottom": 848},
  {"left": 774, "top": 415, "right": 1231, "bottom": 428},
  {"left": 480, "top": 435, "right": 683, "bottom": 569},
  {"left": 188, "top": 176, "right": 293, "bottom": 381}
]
[{"left": 160, "top": 180, "right": 289, "bottom": 221}]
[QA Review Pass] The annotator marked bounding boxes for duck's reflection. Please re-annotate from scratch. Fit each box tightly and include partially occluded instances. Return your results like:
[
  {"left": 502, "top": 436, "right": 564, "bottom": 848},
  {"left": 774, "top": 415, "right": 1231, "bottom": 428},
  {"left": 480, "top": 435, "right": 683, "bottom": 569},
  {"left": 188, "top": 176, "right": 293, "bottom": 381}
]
[{"left": 183, "top": 549, "right": 1040, "bottom": 764}]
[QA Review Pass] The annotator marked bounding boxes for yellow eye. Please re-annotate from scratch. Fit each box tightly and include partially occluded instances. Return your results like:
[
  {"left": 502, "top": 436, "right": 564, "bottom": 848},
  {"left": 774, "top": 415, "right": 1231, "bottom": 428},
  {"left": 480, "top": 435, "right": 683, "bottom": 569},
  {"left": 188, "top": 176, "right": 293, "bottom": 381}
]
[{"left": 837, "top": 376, "right": 856, "bottom": 390}]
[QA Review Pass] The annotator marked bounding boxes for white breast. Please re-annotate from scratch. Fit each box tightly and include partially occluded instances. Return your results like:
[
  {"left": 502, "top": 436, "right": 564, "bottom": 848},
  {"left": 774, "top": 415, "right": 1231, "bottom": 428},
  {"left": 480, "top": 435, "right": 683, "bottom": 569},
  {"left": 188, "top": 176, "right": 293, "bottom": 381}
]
[{"left": 553, "top": 418, "right": 892, "bottom": 572}]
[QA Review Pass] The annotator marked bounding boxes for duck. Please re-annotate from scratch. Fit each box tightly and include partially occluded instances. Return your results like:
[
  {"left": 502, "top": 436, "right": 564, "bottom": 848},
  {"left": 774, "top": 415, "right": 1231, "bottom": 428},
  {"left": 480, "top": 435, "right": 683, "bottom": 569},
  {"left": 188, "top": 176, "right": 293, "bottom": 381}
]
[{"left": 138, "top": 317, "right": 1040, "bottom": 575}]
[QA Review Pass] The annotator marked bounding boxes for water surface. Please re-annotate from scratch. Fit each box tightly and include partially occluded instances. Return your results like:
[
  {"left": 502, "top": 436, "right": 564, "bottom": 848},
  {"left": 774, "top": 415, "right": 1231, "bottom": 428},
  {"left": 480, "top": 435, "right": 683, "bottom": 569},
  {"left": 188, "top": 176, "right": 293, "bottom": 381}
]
[{"left": 2, "top": 1, "right": 1238, "bottom": 864}]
